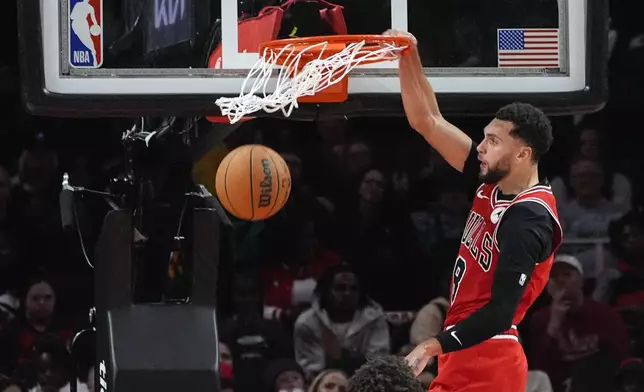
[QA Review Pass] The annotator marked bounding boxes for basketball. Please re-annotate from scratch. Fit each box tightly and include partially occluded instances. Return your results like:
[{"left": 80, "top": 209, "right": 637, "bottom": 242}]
[
  {"left": 215, "top": 144, "right": 291, "bottom": 221},
  {"left": 90, "top": 25, "right": 101, "bottom": 36}
]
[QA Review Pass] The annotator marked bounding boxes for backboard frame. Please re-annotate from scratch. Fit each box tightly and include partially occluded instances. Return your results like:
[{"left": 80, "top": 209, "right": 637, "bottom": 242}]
[{"left": 18, "top": 0, "right": 608, "bottom": 119}]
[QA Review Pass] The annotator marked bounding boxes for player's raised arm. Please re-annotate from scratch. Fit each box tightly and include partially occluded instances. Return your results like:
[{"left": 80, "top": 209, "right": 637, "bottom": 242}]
[{"left": 384, "top": 30, "right": 473, "bottom": 173}]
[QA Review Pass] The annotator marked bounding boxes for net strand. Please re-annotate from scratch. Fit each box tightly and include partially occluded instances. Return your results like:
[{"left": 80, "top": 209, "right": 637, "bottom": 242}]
[{"left": 215, "top": 40, "right": 406, "bottom": 124}]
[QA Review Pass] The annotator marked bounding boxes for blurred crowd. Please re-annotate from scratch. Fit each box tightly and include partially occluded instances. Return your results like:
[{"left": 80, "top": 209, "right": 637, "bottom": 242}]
[{"left": 2, "top": 1, "right": 644, "bottom": 392}]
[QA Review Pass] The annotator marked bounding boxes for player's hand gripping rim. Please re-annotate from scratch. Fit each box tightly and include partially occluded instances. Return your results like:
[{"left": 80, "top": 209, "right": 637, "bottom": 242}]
[{"left": 382, "top": 29, "right": 417, "bottom": 57}]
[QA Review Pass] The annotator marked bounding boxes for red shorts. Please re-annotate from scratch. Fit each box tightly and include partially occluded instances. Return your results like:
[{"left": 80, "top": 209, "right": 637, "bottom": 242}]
[{"left": 429, "top": 338, "right": 527, "bottom": 392}]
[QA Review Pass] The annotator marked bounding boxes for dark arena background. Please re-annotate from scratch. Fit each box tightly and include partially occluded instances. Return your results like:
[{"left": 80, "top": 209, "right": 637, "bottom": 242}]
[{"left": 0, "top": 1, "right": 643, "bottom": 392}]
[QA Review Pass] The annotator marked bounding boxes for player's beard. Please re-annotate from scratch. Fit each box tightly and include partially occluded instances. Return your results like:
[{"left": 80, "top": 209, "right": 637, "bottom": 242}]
[{"left": 479, "top": 155, "right": 511, "bottom": 184}]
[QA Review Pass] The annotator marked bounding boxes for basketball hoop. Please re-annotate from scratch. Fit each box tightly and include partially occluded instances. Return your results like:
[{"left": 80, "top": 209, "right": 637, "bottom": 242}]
[{"left": 215, "top": 34, "right": 411, "bottom": 124}]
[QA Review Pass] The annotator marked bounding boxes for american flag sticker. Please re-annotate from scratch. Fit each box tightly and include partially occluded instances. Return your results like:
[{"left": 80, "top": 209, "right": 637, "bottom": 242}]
[{"left": 497, "top": 28, "right": 560, "bottom": 68}]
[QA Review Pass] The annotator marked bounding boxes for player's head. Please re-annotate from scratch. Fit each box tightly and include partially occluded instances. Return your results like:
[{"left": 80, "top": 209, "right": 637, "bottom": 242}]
[
  {"left": 348, "top": 355, "right": 424, "bottom": 392},
  {"left": 477, "top": 102, "right": 553, "bottom": 184}
]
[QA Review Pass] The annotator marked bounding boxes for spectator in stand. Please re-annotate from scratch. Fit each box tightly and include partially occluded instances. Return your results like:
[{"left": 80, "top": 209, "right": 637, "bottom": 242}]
[
  {"left": 0, "top": 165, "right": 20, "bottom": 303},
  {"left": 278, "top": 152, "right": 336, "bottom": 232},
  {"left": 307, "top": 369, "right": 348, "bottom": 392},
  {"left": 262, "top": 358, "right": 306, "bottom": 392},
  {"left": 9, "top": 148, "right": 67, "bottom": 272},
  {"left": 558, "top": 156, "right": 628, "bottom": 278},
  {"left": 338, "top": 169, "right": 421, "bottom": 309},
  {"left": 0, "top": 276, "right": 73, "bottom": 376},
  {"left": 23, "top": 336, "right": 88, "bottom": 392},
  {"left": 219, "top": 272, "right": 292, "bottom": 392},
  {"left": 345, "top": 141, "right": 373, "bottom": 185},
  {"left": 0, "top": 295, "right": 17, "bottom": 335},
  {"left": 262, "top": 217, "right": 341, "bottom": 326},
  {"left": 615, "top": 358, "right": 644, "bottom": 392},
  {"left": 294, "top": 264, "right": 389, "bottom": 379},
  {"left": 529, "top": 254, "right": 630, "bottom": 392},
  {"left": 604, "top": 210, "right": 644, "bottom": 307},
  {"left": 559, "top": 157, "right": 627, "bottom": 239},
  {"left": 219, "top": 342, "right": 234, "bottom": 392},
  {"left": 604, "top": 211, "right": 644, "bottom": 358},
  {"left": 411, "top": 179, "right": 470, "bottom": 290},
  {"left": 407, "top": 276, "right": 450, "bottom": 385},
  {"left": 551, "top": 127, "right": 632, "bottom": 211}
]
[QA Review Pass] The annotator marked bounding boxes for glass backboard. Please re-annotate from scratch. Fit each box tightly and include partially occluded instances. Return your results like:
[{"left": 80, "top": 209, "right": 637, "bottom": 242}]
[{"left": 18, "top": 0, "right": 608, "bottom": 118}]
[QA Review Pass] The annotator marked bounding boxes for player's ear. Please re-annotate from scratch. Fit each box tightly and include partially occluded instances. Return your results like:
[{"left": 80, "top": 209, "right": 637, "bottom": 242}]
[{"left": 516, "top": 146, "right": 532, "bottom": 162}]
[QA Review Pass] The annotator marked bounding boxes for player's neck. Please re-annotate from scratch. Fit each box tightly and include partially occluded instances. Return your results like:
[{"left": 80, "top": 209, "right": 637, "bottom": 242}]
[{"left": 498, "top": 165, "right": 540, "bottom": 195}]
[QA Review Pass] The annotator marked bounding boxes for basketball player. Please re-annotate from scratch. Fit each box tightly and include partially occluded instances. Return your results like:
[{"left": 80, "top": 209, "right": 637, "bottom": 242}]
[
  {"left": 70, "top": 0, "right": 100, "bottom": 66},
  {"left": 383, "top": 30, "right": 563, "bottom": 392}
]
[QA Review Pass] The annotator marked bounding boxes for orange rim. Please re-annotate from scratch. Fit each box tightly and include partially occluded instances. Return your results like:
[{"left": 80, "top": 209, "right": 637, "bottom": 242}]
[{"left": 258, "top": 34, "right": 412, "bottom": 65}]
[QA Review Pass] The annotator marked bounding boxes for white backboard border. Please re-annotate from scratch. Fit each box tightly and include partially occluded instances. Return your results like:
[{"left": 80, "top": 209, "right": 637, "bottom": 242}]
[{"left": 18, "top": 0, "right": 608, "bottom": 117}]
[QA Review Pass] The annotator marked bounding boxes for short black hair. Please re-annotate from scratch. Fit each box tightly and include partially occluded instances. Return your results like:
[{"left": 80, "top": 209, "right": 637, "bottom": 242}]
[
  {"left": 494, "top": 102, "right": 553, "bottom": 162},
  {"left": 348, "top": 355, "right": 425, "bottom": 392}
]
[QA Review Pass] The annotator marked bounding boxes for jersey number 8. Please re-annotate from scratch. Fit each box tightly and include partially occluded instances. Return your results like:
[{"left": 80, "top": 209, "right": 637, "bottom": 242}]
[{"left": 451, "top": 256, "right": 467, "bottom": 304}]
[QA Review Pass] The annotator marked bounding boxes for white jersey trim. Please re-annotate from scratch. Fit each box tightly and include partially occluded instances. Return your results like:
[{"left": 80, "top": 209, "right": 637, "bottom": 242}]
[{"left": 491, "top": 184, "right": 554, "bottom": 208}]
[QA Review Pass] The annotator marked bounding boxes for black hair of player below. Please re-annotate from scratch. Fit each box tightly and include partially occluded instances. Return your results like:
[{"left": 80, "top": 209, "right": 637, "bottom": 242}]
[
  {"left": 494, "top": 102, "right": 554, "bottom": 162},
  {"left": 348, "top": 355, "right": 425, "bottom": 392}
]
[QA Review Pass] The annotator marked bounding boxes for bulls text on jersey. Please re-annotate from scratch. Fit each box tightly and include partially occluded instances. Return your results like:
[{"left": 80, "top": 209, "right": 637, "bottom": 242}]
[{"left": 461, "top": 211, "right": 495, "bottom": 273}]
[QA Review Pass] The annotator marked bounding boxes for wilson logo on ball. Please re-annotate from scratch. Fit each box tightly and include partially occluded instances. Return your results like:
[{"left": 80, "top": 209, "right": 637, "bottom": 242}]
[{"left": 259, "top": 159, "right": 273, "bottom": 208}]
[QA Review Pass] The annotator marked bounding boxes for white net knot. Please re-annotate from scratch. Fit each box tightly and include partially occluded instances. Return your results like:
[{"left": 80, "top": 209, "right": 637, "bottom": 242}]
[{"left": 215, "top": 39, "right": 406, "bottom": 124}]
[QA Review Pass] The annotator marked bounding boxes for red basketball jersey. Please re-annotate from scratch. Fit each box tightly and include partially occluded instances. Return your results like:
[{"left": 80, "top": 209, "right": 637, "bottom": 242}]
[{"left": 444, "top": 183, "right": 563, "bottom": 329}]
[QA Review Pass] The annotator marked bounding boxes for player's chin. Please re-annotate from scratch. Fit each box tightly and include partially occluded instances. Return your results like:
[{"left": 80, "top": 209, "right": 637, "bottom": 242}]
[{"left": 479, "top": 171, "right": 498, "bottom": 184}]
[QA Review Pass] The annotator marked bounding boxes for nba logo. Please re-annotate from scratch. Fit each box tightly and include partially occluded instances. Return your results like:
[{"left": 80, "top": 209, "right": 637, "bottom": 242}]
[{"left": 69, "top": 0, "right": 103, "bottom": 68}]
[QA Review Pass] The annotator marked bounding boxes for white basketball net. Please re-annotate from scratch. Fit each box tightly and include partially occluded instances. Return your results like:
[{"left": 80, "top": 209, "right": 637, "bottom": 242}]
[{"left": 215, "top": 39, "right": 407, "bottom": 124}]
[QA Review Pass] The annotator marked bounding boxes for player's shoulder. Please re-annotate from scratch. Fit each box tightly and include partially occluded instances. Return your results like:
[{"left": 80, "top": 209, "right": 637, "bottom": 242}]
[
  {"left": 506, "top": 183, "right": 558, "bottom": 217},
  {"left": 513, "top": 183, "right": 557, "bottom": 204},
  {"left": 505, "top": 198, "right": 553, "bottom": 219}
]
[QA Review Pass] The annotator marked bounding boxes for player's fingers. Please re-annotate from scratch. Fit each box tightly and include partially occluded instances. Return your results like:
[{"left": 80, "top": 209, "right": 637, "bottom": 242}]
[{"left": 407, "top": 33, "right": 418, "bottom": 46}]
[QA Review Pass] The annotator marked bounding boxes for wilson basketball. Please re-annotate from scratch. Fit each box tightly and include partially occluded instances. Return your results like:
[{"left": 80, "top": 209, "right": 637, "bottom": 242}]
[{"left": 215, "top": 145, "right": 291, "bottom": 221}]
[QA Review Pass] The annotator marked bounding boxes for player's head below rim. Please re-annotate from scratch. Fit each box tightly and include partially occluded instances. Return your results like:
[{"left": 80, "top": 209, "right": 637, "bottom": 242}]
[
  {"left": 348, "top": 355, "right": 425, "bottom": 392},
  {"left": 478, "top": 102, "right": 553, "bottom": 188}
]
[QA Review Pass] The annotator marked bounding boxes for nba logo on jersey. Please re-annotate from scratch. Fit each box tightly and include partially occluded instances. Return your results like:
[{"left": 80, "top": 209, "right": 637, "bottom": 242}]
[{"left": 68, "top": 0, "right": 103, "bottom": 68}]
